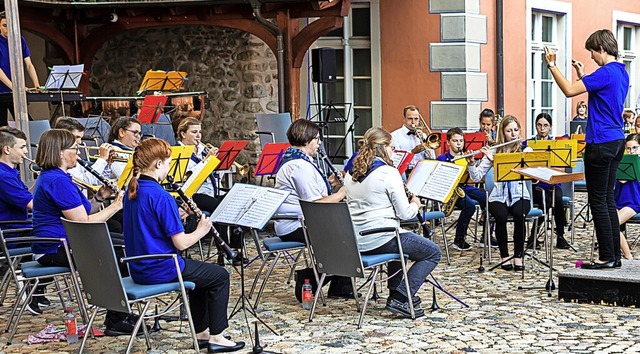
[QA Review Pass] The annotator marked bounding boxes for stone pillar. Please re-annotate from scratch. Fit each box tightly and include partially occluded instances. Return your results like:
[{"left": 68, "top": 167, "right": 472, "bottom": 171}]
[{"left": 429, "top": 0, "right": 487, "bottom": 131}]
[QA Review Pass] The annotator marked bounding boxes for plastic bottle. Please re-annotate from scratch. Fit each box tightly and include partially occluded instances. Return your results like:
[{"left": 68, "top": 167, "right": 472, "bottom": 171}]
[
  {"left": 301, "top": 279, "right": 313, "bottom": 310},
  {"left": 64, "top": 307, "right": 78, "bottom": 344},
  {"left": 624, "top": 121, "right": 630, "bottom": 134}
]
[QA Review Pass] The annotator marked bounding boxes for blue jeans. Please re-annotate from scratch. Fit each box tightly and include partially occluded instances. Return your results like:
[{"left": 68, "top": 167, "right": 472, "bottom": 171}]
[
  {"left": 454, "top": 187, "right": 486, "bottom": 241},
  {"left": 363, "top": 232, "right": 441, "bottom": 299},
  {"left": 584, "top": 140, "right": 624, "bottom": 262}
]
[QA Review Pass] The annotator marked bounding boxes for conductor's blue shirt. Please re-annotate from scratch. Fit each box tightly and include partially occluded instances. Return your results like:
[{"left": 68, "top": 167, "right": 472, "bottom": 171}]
[
  {"left": 33, "top": 168, "right": 90, "bottom": 254},
  {"left": 582, "top": 62, "right": 628, "bottom": 144},
  {"left": 123, "top": 178, "right": 185, "bottom": 284}
]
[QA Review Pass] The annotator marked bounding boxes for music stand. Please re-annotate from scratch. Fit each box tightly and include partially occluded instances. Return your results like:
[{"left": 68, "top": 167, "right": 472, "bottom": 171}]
[
  {"left": 45, "top": 64, "right": 84, "bottom": 91},
  {"left": 571, "top": 134, "right": 586, "bottom": 158},
  {"left": 511, "top": 167, "right": 584, "bottom": 296},
  {"left": 163, "top": 145, "right": 196, "bottom": 185},
  {"left": 488, "top": 151, "right": 550, "bottom": 271},
  {"left": 254, "top": 142, "right": 289, "bottom": 177},
  {"left": 617, "top": 154, "right": 640, "bottom": 181},
  {"left": 137, "top": 95, "right": 168, "bottom": 124},
  {"left": 137, "top": 70, "right": 188, "bottom": 94},
  {"left": 217, "top": 140, "right": 249, "bottom": 170},
  {"left": 439, "top": 132, "right": 486, "bottom": 158}
]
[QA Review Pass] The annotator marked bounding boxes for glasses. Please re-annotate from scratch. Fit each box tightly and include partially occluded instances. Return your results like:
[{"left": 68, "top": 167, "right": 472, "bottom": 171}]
[
  {"left": 125, "top": 129, "right": 142, "bottom": 137},
  {"left": 626, "top": 146, "right": 640, "bottom": 153},
  {"left": 65, "top": 145, "right": 80, "bottom": 152}
]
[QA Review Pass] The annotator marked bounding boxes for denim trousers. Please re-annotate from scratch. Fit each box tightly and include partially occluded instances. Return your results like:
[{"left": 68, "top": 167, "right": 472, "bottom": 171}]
[
  {"left": 584, "top": 139, "right": 624, "bottom": 262},
  {"left": 453, "top": 189, "right": 485, "bottom": 241},
  {"left": 362, "top": 232, "right": 441, "bottom": 299}
]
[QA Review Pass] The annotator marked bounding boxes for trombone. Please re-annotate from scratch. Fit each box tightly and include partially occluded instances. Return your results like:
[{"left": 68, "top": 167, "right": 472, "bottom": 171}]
[
  {"left": 202, "top": 143, "right": 250, "bottom": 176},
  {"left": 413, "top": 114, "right": 441, "bottom": 150}
]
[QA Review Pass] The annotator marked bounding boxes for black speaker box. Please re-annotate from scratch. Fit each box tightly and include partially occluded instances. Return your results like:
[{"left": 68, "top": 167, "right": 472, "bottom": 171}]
[{"left": 311, "top": 48, "right": 337, "bottom": 83}]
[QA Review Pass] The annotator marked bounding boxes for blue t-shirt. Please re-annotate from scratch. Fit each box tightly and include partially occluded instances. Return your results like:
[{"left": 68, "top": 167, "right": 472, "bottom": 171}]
[
  {"left": 615, "top": 180, "right": 640, "bottom": 213},
  {"left": 32, "top": 168, "right": 90, "bottom": 254},
  {"left": 582, "top": 62, "right": 629, "bottom": 144},
  {"left": 123, "top": 178, "right": 185, "bottom": 285},
  {"left": 0, "top": 162, "right": 32, "bottom": 231},
  {"left": 0, "top": 36, "right": 31, "bottom": 93}
]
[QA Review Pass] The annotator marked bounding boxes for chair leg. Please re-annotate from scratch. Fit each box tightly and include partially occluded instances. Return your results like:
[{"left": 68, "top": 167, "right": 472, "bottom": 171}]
[
  {"left": 248, "top": 253, "right": 270, "bottom": 299},
  {"left": 309, "top": 273, "right": 327, "bottom": 322},
  {"left": 357, "top": 269, "right": 378, "bottom": 329},
  {"left": 126, "top": 302, "right": 151, "bottom": 354},
  {"left": 285, "top": 250, "right": 304, "bottom": 284},
  {"left": 439, "top": 219, "right": 450, "bottom": 265},
  {"left": 253, "top": 252, "right": 282, "bottom": 309},
  {"left": 398, "top": 257, "right": 415, "bottom": 320},
  {"left": 180, "top": 287, "right": 200, "bottom": 352},
  {"left": 78, "top": 306, "right": 99, "bottom": 354},
  {"left": 8, "top": 279, "right": 38, "bottom": 344}
]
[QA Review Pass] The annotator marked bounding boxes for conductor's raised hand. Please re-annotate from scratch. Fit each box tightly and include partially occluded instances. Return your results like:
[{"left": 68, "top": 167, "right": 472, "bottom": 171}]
[
  {"left": 571, "top": 59, "right": 585, "bottom": 78},
  {"left": 543, "top": 46, "right": 556, "bottom": 65}
]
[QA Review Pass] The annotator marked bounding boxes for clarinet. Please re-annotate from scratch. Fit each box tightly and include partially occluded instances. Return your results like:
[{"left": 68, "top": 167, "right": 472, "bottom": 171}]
[
  {"left": 76, "top": 158, "right": 121, "bottom": 193},
  {"left": 403, "top": 185, "right": 431, "bottom": 238},
  {"left": 317, "top": 148, "right": 344, "bottom": 185},
  {"left": 165, "top": 176, "right": 238, "bottom": 260}
]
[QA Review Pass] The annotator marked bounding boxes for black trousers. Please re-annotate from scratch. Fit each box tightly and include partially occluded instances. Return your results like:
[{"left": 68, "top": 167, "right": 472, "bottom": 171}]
[
  {"left": 489, "top": 199, "right": 531, "bottom": 259},
  {"left": 179, "top": 258, "right": 230, "bottom": 335},
  {"left": 0, "top": 100, "right": 33, "bottom": 127},
  {"left": 584, "top": 140, "right": 624, "bottom": 262}
]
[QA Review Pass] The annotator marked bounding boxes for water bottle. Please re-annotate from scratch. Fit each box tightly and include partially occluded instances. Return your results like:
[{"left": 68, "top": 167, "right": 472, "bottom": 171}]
[
  {"left": 625, "top": 121, "right": 630, "bottom": 134},
  {"left": 64, "top": 307, "right": 78, "bottom": 344},
  {"left": 301, "top": 279, "right": 313, "bottom": 310}
]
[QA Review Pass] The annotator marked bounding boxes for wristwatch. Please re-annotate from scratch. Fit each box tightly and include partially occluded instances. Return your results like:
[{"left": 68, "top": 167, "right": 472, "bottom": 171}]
[{"left": 547, "top": 62, "right": 556, "bottom": 69}]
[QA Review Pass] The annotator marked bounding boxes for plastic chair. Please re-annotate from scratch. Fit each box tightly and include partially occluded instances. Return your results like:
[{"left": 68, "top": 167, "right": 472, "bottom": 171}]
[
  {"left": 248, "top": 215, "right": 307, "bottom": 309},
  {"left": 61, "top": 218, "right": 198, "bottom": 354},
  {"left": 255, "top": 113, "right": 291, "bottom": 149},
  {"left": 299, "top": 201, "right": 415, "bottom": 328}
]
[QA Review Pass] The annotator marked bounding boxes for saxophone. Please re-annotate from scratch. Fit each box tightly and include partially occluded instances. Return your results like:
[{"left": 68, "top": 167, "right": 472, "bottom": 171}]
[{"left": 441, "top": 186, "right": 466, "bottom": 217}]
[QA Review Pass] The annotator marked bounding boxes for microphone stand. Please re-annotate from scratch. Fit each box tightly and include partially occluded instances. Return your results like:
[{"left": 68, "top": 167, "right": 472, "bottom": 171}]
[{"left": 332, "top": 114, "right": 360, "bottom": 164}]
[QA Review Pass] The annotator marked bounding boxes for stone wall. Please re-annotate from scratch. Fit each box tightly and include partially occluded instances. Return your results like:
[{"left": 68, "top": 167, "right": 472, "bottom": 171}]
[{"left": 90, "top": 25, "right": 279, "bottom": 166}]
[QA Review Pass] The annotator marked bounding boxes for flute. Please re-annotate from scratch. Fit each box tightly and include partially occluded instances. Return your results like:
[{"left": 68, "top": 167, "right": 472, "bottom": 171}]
[
  {"left": 451, "top": 138, "right": 523, "bottom": 161},
  {"left": 166, "top": 176, "right": 238, "bottom": 260},
  {"left": 317, "top": 147, "right": 344, "bottom": 186}
]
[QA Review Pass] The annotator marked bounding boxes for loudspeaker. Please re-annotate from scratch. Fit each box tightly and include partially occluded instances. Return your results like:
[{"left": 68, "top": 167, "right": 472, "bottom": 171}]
[{"left": 311, "top": 48, "right": 337, "bottom": 83}]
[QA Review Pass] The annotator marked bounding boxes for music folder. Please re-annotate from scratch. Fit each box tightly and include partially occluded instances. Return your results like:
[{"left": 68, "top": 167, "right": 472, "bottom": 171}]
[
  {"left": 45, "top": 64, "right": 84, "bottom": 90},
  {"left": 211, "top": 184, "right": 290, "bottom": 229},
  {"left": 180, "top": 155, "right": 221, "bottom": 197},
  {"left": 390, "top": 150, "right": 413, "bottom": 175},
  {"left": 617, "top": 154, "right": 640, "bottom": 181},
  {"left": 217, "top": 140, "right": 249, "bottom": 170},
  {"left": 527, "top": 139, "right": 578, "bottom": 168},
  {"left": 406, "top": 160, "right": 466, "bottom": 203},
  {"left": 511, "top": 167, "right": 584, "bottom": 185},
  {"left": 493, "top": 152, "right": 550, "bottom": 182}
]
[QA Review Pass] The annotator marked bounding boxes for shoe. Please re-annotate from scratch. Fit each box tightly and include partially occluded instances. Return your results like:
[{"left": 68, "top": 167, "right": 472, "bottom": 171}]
[
  {"left": 615, "top": 260, "right": 622, "bottom": 268},
  {"left": 452, "top": 239, "right": 472, "bottom": 251},
  {"left": 104, "top": 312, "right": 150, "bottom": 336},
  {"left": 412, "top": 296, "right": 422, "bottom": 307},
  {"left": 232, "top": 255, "right": 248, "bottom": 267},
  {"left": 385, "top": 297, "right": 425, "bottom": 318},
  {"left": 327, "top": 291, "right": 362, "bottom": 299},
  {"left": 500, "top": 264, "right": 513, "bottom": 271},
  {"left": 580, "top": 261, "right": 616, "bottom": 270},
  {"left": 526, "top": 238, "right": 541, "bottom": 250},
  {"left": 480, "top": 237, "right": 499, "bottom": 248},
  {"left": 25, "top": 299, "right": 43, "bottom": 315},
  {"left": 199, "top": 337, "right": 232, "bottom": 350},
  {"left": 208, "top": 341, "right": 246, "bottom": 353},
  {"left": 514, "top": 265, "right": 525, "bottom": 272},
  {"left": 556, "top": 237, "right": 571, "bottom": 250},
  {"left": 33, "top": 286, "right": 50, "bottom": 307}
]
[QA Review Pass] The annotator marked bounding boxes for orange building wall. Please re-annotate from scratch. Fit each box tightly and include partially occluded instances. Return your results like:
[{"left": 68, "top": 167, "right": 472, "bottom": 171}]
[{"left": 380, "top": 0, "right": 640, "bottom": 137}]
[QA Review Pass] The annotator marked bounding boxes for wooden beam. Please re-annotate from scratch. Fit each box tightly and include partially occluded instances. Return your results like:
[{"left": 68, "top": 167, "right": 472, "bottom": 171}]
[{"left": 291, "top": 16, "right": 343, "bottom": 68}]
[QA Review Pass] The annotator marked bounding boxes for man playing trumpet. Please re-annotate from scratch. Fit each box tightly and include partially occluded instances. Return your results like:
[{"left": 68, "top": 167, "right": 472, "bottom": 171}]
[{"left": 391, "top": 105, "right": 436, "bottom": 178}]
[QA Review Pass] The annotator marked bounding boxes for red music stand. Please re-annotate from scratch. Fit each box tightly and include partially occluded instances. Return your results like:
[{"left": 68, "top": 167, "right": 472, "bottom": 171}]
[
  {"left": 137, "top": 95, "right": 168, "bottom": 124},
  {"left": 254, "top": 143, "right": 290, "bottom": 177},
  {"left": 216, "top": 140, "right": 249, "bottom": 170},
  {"left": 440, "top": 131, "right": 486, "bottom": 158}
]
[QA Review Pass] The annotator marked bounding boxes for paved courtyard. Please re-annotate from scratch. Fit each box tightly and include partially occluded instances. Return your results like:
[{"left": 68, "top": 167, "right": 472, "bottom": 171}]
[{"left": 1, "top": 195, "right": 639, "bottom": 353}]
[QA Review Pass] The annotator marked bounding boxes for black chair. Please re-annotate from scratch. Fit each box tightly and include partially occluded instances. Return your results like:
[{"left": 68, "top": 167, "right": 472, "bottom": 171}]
[{"left": 61, "top": 218, "right": 198, "bottom": 353}]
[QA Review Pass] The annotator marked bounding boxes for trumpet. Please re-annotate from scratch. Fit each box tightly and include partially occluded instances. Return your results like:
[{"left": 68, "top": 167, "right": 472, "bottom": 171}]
[
  {"left": 413, "top": 114, "right": 441, "bottom": 151},
  {"left": 202, "top": 143, "right": 249, "bottom": 176},
  {"left": 451, "top": 138, "right": 523, "bottom": 161},
  {"left": 82, "top": 145, "right": 133, "bottom": 163}
]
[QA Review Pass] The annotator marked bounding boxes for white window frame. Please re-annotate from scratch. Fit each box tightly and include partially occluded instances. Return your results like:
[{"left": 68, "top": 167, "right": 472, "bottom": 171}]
[
  {"left": 526, "top": 0, "right": 571, "bottom": 137},
  {"left": 613, "top": 11, "right": 640, "bottom": 112},
  {"left": 303, "top": 0, "right": 381, "bottom": 165}
]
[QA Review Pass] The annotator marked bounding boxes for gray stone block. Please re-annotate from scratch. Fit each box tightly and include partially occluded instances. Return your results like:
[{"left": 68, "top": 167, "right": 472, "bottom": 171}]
[
  {"left": 441, "top": 14, "right": 487, "bottom": 43},
  {"left": 430, "top": 101, "right": 482, "bottom": 130},
  {"left": 441, "top": 72, "right": 487, "bottom": 101},
  {"left": 430, "top": 43, "right": 481, "bottom": 72},
  {"left": 430, "top": 0, "right": 480, "bottom": 14}
]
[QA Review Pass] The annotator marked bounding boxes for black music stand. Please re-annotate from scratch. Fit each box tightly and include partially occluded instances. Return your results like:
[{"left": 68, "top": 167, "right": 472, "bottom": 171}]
[
  {"left": 44, "top": 65, "right": 84, "bottom": 91},
  {"left": 307, "top": 101, "right": 352, "bottom": 160}
]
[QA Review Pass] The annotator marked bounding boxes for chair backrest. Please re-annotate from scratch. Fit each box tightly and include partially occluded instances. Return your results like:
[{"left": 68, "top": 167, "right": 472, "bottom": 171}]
[
  {"left": 485, "top": 168, "right": 536, "bottom": 210},
  {"left": 299, "top": 201, "right": 365, "bottom": 278},
  {"left": 140, "top": 113, "right": 176, "bottom": 145},
  {"left": 256, "top": 113, "right": 291, "bottom": 149},
  {"left": 74, "top": 116, "right": 111, "bottom": 146},
  {"left": 61, "top": 218, "right": 131, "bottom": 314},
  {"left": 28, "top": 120, "right": 51, "bottom": 157}
]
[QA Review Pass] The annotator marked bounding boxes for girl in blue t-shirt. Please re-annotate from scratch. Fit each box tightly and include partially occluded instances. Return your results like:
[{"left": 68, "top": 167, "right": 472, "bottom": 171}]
[
  {"left": 614, "top": 134, "right": 640, "bottom": 260},
  {"left": 123, "top": 138, "right": 244, "bottom": 352},
  {"left": 544, "top": 29, "right": 628, "bottom": 269}
]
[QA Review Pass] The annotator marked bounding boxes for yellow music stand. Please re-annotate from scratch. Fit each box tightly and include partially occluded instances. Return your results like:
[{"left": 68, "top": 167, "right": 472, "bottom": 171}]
[
  {"left": 163, "top": 145, "right": 196, "bottom": 184},
  {"left": 570, "top": 134, "right": 586, "bottom": 158},
  {"left": 494, "top": 151, "right": 550, "bottom": 182},
  {"left": 138, "top": 70, "right": 188, "bottom": 93},
  {"left": 116, "top": 160, "right": 134, "bottom": 190},
  {"left": 527, "top": 140, "right": 578, "bottom": 168},
  {"left": 180, "top": 156, "right": 221, "bottom": 197}
]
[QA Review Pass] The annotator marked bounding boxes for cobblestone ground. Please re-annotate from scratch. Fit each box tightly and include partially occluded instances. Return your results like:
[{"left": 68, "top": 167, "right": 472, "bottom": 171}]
[{"left": 1, "top": 195, "right": 639, "bottom": 353}]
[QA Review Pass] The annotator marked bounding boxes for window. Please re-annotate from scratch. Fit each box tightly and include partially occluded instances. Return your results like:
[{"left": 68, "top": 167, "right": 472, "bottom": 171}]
[
  {"left": 617, "top": 24, "right": 637, "bottom": 110},
  {"left": 529, "top": 12, "right": 559, "bottom": 134},
  {"left": 305, "top": 1, "right": 380, "bottom": 164}
]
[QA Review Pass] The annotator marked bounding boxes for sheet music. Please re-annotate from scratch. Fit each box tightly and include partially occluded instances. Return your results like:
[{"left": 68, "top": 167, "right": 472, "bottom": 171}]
[
  {"left": 211, "top": 184, "right": 290, "bottom": 229},
  {"left": 516, "top": 167, "right": 564, "bottom": 184},
  {"left": 406, "top": 161, "right": 437, "bottom": 196},
  {"left": 45, "top": 65, "right": 84, "bottom": 90},
  {"left": 420, "top": 163, "right": 464, "bottom": 202},
  {"left": 181, "top": 158, "right": 208, "bottom": 193},
  {"left": 391, "top": 151, "right": 407, "bottom": 168}
]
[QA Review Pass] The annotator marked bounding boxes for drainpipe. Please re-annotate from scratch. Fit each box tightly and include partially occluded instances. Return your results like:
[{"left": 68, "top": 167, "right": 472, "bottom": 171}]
[
  {"left": 496, "top": 0, "right": 504, "bottom": 118},
  {"left": 250, "top": 0, "right": 286, "bottom": 113}
]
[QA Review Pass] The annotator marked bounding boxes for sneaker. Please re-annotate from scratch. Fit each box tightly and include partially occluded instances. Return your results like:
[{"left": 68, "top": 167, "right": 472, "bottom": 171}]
[
  {"left": 556, "top": 236, "right": 571, "bottom": 250},
  {"left": 26, "top": 299, "right": 43, "bottom": 315},
  {"left": 385, "top": 297, "right": 425, "bottom": 318},
  {"left": 480, "top": 237, "right": 499, "bottom": 248},
  {"left": 452, "top": 240, "right": 472, "bottom": 251},
  {"left": 104, "top": 312, "right": 150, "bottom": 336},
  {"left": 33, "top": 285, "right": 51, "bottom": 307}
]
